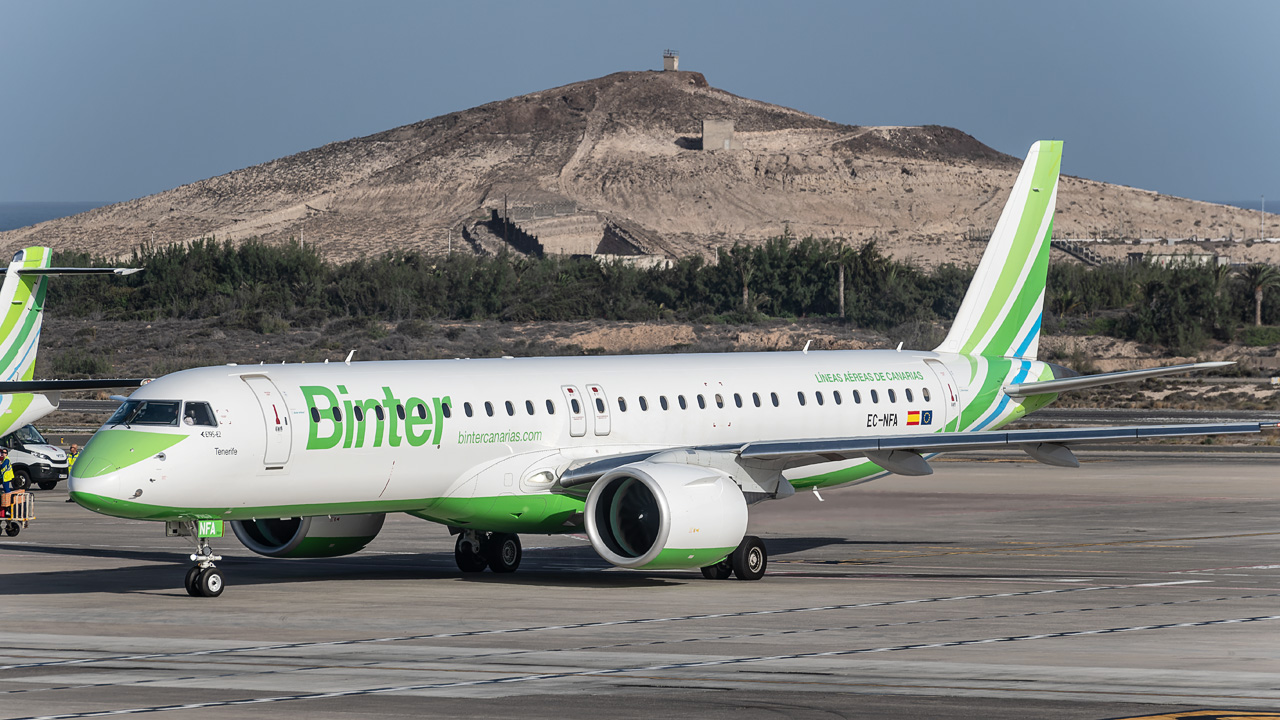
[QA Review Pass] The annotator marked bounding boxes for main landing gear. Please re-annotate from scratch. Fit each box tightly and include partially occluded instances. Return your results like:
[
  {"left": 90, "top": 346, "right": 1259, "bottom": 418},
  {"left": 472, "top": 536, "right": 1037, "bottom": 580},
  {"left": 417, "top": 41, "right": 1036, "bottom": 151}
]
[
  {"left": 454, "top": 530, "right": 522, "bottom": 574},
  {"left": 172, "top": 522, "right": 224, "bottom": 597},
  {"left": 701, "top": 535, "right": 767, "bottom": 581}
]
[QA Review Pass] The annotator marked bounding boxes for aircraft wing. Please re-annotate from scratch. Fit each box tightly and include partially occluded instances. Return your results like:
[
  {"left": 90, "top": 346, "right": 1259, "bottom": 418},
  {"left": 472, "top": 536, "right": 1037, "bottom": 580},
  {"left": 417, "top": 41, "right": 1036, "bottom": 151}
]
[
  {"left": 0, "top": 378, "right": 147, "bottom": 392},
  {"left": 557, "top": 421, "right": 1275, "bottom": 490},
  {"left": 739, "top": 421, "right": 1277, "bottom": 475}
]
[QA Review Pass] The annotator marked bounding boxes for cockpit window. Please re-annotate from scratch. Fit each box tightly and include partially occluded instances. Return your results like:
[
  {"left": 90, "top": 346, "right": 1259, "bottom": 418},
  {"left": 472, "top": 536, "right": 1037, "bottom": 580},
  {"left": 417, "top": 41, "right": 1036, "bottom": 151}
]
[
  {"left": 108, "top": 400, "right": 181, "bottom": 427},
  {"left": 182, "top": 401, "right": 217, "bottom": 427}
]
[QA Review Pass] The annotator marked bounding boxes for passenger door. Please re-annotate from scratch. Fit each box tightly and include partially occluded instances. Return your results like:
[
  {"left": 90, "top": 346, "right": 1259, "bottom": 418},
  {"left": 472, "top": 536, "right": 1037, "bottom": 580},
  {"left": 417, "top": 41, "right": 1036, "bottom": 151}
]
[
  {"left": 242, "top": 375, "right": 292, "bottom": 467},
  {"left": 924, "top": 359, "right": 962, "bottom": 431}
]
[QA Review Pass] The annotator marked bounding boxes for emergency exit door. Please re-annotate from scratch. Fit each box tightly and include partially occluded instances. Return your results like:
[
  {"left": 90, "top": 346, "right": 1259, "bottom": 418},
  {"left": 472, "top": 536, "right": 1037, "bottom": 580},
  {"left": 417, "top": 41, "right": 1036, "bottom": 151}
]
[
  {"left": 924, "top": 359, "right": 962, "bottom": 431},
  {"left": 243, "top": 375, "right": 292, "bottom": 466}
]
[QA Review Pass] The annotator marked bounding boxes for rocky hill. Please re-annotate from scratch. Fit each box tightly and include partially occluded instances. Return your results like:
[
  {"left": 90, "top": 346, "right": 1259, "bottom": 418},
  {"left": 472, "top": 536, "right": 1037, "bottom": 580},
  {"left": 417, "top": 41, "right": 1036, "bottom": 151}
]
[{"left": 5, "top": 69, "right": 1274, "bottom": 267}]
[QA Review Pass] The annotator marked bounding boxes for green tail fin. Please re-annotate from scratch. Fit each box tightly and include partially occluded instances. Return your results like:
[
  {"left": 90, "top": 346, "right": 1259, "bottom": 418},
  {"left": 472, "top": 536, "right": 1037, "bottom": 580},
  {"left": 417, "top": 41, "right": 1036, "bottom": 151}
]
[
  {"left": 0, "top": 247, "right": 52, "bottom": 382},
  {"left": 935, "top": 141, "right": 1062, "bottom": 360}
]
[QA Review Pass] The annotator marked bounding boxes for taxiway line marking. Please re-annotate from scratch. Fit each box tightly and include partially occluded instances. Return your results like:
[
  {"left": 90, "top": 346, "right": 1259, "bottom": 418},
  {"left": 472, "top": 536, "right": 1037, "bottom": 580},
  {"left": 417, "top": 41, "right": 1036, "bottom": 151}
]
[
  {"left": 14, "top": 614, "right": 1280, "bottom": 720},
  {"left": 0, "top": 584, "right": 1123, "bottom": 671}
]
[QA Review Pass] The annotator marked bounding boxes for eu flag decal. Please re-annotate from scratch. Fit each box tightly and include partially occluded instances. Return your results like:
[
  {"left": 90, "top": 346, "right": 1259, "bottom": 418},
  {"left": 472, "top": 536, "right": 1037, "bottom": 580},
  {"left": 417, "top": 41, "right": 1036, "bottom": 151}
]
[{"left": 921, "top": 410, "right": 933, "bottom": 425}]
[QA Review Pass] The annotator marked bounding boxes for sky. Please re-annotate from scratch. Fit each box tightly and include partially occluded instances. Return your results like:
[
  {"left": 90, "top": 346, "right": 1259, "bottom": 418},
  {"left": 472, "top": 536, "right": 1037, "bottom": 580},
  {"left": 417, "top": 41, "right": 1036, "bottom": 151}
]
[{"left": 1, "top": 0, "right": 1277, "bottom": 205}]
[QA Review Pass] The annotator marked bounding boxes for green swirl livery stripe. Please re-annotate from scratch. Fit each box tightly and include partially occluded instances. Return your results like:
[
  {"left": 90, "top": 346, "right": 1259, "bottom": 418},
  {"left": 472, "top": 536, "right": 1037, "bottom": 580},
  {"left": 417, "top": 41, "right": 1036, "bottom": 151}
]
[{"left": 981, "top": 223, "right": 1051, "bottom": 357}]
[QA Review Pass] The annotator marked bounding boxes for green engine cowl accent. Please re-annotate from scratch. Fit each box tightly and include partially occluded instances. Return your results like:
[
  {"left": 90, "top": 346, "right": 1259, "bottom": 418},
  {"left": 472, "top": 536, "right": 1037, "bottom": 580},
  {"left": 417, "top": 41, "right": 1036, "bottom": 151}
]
[
  {"left": 230, "top": 514, "right": 385, "bottom": 558},
  {"left": 638, "top": 546, "right": 736, "bottom": 570}
]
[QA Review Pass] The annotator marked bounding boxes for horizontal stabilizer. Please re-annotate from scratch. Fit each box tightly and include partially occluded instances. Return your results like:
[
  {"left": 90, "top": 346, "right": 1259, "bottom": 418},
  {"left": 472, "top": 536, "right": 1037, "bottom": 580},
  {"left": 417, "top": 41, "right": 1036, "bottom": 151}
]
[
  {"left": 1003, "top": 361, "right": 1233, "bottom": 396},
  {"left": 0, "top": 378, "right": 147, "bottom": 392},
  {"left": 2, "top": 267, "right": 142, "bottom": 276}
]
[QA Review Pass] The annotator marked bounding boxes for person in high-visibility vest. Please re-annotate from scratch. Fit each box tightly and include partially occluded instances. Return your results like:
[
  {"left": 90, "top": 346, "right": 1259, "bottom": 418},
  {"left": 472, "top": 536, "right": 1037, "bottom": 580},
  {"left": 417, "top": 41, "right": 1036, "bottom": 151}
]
[
  {"left": 65, "top": 444, "right": 79, "bottom": 503},
  {"left": 0, "top": 448, "right": 12, "bottom": 518}
]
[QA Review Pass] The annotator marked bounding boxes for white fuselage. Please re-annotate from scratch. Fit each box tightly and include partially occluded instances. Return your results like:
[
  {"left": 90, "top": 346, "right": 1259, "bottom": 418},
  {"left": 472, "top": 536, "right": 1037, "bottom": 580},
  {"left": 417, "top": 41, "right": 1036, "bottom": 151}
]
[{"left": 69, "top": 349, "right": 1049, "bottom": 529}]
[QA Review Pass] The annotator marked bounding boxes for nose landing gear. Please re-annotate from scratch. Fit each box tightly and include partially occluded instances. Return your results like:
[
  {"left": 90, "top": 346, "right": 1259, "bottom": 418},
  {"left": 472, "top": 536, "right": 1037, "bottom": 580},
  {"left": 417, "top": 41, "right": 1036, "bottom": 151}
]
[{"left": 168, "top": 521, "right": 225, "bottom": 597}]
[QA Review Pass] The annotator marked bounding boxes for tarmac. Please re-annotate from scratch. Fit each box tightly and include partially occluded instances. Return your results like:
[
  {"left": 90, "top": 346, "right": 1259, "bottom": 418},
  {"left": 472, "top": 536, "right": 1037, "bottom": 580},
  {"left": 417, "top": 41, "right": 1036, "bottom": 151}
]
[{"left": 1, "top": 447, "right": 1279, "bottom": 719}]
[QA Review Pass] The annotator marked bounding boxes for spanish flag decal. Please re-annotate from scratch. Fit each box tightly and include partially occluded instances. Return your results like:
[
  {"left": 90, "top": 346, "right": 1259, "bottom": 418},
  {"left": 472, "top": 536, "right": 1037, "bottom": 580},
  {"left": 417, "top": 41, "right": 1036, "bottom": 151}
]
[{"left": 907, "top": 410, "right": 933, "bottom": 426}]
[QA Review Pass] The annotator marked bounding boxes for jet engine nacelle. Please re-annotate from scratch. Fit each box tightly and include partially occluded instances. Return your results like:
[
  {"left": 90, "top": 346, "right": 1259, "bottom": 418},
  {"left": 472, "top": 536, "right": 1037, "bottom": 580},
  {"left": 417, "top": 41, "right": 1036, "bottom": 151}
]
[
  {"left": 584, "top": 461, "right": 747, "bottom": 570},
  {"left": 230, "top": 513, "right": 385, "bottom": 558}
]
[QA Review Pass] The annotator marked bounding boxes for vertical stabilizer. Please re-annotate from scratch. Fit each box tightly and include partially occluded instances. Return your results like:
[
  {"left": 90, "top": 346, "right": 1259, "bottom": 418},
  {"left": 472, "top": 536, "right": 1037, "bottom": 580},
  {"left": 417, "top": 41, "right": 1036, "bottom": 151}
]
[
  {"left": 935, "top": 141, "right": 1062, "bottom": 360},
  {"left": 0, "top": 247, "right": 51, "bottom": 381}
]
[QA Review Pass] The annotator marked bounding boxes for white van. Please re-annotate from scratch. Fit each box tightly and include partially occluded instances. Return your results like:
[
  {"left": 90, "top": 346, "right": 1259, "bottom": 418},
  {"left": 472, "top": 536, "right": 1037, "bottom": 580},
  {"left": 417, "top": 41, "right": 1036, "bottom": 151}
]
[{"left": 2, "top": 425, "right": 69, "bottom": 491}]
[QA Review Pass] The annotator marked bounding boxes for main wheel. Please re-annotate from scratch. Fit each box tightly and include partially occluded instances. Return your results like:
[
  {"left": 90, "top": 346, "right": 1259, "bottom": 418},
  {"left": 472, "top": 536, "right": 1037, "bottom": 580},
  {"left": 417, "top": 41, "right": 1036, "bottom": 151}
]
[
  {"left": 4, "top": 522, "right": 19, "bottom": 537},
  {"left": 700, "top": 559, "right": 733, "bottom": 580},
  {"left": 184, "top": 566, "right": 202, "bottom": 597},
  {"left": 454, "top": 534, "right": 488, "bottom": 572},
  {"left": 12, "top": 469, "right": 30, "bottom": 491},
  {"left": 197, "top": 568, "right": 224, "bottom": 597},
  {"left": 483, "top": 533, "right": 522, "bottom": 573},
  {"left": 37, "top": 480, "right": 57, "bottom": 491},
  {"left": 730, "top": 536, "right": 767, "bottom": 581}
]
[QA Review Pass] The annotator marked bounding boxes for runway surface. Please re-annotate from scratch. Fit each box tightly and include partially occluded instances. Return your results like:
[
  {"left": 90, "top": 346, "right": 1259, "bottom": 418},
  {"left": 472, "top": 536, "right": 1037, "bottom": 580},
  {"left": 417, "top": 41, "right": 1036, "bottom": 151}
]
[{"left": 2, "top": 449, "right": 1279, "bottom": 719}]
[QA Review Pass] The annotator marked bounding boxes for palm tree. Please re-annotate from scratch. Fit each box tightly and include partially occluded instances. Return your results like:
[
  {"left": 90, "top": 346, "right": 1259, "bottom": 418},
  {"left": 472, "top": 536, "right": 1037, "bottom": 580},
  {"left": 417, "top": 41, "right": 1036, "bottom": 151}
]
[{"left": 1239, "top": 264, "right": 1280, "bottom": 326}]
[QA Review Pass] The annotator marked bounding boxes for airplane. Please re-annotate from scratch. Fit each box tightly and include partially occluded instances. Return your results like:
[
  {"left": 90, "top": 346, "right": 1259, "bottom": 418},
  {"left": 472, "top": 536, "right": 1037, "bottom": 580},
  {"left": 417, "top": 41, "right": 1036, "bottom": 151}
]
[
  {"left": 0, "top": 247, "right": 144, "bottom": 488},
  {"left": 66, "top": 142, "right": 1275, "bottom": 598}
]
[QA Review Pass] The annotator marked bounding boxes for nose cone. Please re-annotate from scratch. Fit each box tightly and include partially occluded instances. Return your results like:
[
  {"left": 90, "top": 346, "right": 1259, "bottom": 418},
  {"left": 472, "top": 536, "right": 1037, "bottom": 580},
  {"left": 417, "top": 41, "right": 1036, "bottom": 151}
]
[{"left": 68, "top": 429, "right": 185, "bottom": 516}]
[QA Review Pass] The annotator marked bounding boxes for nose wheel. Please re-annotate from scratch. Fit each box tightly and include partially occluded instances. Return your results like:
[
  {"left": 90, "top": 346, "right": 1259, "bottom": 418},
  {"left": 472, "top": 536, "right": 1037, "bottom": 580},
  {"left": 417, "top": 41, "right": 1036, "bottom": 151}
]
[{"left": 178, "top": 526, "right": 224, "bottom": 597}]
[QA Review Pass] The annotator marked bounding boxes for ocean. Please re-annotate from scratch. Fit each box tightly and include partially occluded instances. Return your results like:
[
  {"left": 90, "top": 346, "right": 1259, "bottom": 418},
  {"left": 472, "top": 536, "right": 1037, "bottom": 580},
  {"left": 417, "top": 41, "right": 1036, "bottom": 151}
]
[{"left": 0, "top": 201, "right": 112, "bottom": 232}]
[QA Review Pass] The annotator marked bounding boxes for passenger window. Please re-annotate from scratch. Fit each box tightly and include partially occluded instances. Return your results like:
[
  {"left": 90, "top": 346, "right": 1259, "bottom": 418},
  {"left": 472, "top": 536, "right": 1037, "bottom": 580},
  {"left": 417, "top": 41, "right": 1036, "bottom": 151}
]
[
  {"left": 870, "top": 390, "right": 879, "bottom": 403},
  {"left": 546, "top": 399, "right": 555, "bottom": 415},
  {"left": 888, "top": 389, "right": 896, "bottom": 403},
  {"left": 715, "top": 394, "right": 724, "bottom": 409},
  {"left": 815, "top": 391, "right": 824, "bottom": 406},
  {"left": 397, "top": 404, "right": 406, "bottom": 420},
  {"left": 441, "top": 402, "right": 451, "bottom": 419},
  {"left": 660, "top": 396, "right": 669, "bottom": 411},
  {"left": 571, "top": 398, "right": 581, "bottom": 414},
  {"left": 353, "top": 406, "right": 364, "bottom": 422},
  {"left": 833, "top": 390, "right": 842, "bottom": 405},
  {"left": 310, "top": 407, "right": 321, "bottom": 423},
  {"left": 525, "top": 400, "right": 535, "bottom": 415},
  {"left": 678, "top": 395, "right": 687, "bottom": 410},
  {"left": 639, "top": 396, "right": 648, "bottom": 411},
  {"left": 753, "top": 392, "right": 761, "bottom": 407},
  {"left": 332, "top": 407, "right": 342, "bottom": 422},
  {"left": 485, "top": 401, "right": 494, "bottom": 417},
  {"left": 733, "top": 393, "right": 742, "bottom": 408},
  {"left": 922, "top": 388, "right": 931, "bottom": 402},
  {"left": 797, "top": 391, "right": 806, "bottom": 406},
  {"left": 770, "top": 392, "right": 779, "bottom": 407},
  {"left": 182, "top": 401, "right": 217, "bottom": 426},
  {"left": 853, "top": 390, "right": 861, "bottom": 404},
  {"left": 374, "top": 405, "right": 385, "bottom": 421},
  {"left": 464, "top": 402, "right": 473, "bottom": 418},
  {"left": 595, "top": 398, "right": 605, "bottom": 413},
  {"left": 416, "top": 403, "right": 428, "bottom": 420},
  {"left": 505, "top": 401, "right": 515, "bottom": 416},
  {"left": 905, "top": 389, "right": 914, "bottom": 402},
  {"left": 618, "top": 397, "right": 628, "bottom": 412},
  {"left": 697, "top": 395, "right": 706, "bottom": 409}
]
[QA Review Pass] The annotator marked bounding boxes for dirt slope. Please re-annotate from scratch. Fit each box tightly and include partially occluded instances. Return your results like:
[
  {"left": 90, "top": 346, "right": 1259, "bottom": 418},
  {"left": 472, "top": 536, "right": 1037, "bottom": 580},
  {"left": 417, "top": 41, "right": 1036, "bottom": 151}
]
[{"left": 4, "top": 70, "right": 1272, "bottom": 265}]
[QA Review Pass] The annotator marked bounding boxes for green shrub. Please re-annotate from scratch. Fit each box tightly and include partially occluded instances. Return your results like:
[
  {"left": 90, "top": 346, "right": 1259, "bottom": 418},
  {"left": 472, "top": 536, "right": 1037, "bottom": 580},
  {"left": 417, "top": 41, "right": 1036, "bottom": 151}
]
[{"left": 1238, "top": 325, "right": 1280, "bottom": 347}]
